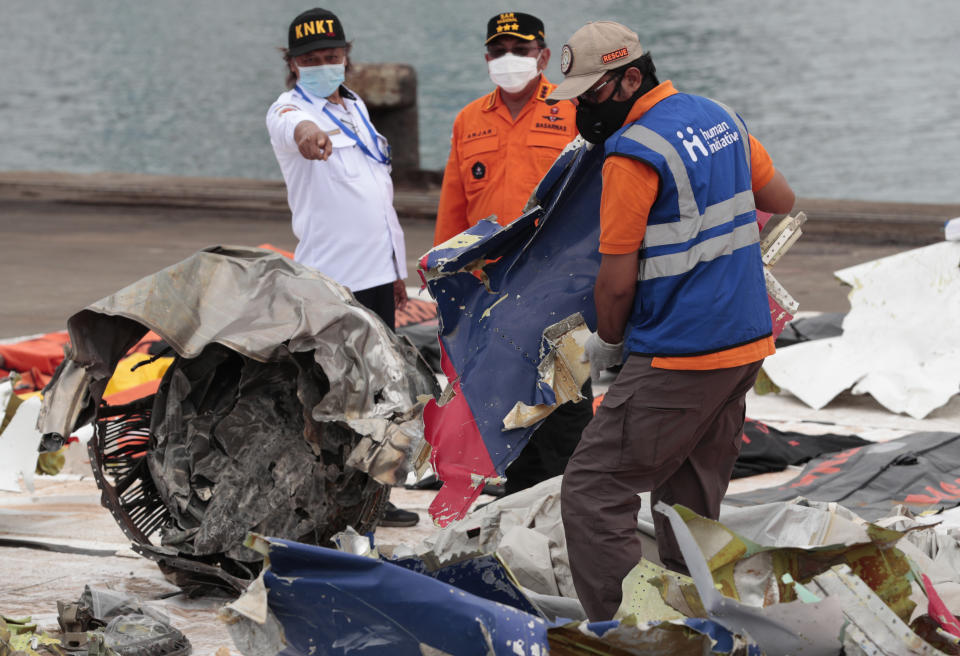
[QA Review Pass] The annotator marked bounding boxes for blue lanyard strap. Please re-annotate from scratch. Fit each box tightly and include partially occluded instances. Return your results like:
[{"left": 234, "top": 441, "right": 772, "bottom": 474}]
[
  {"left": 293, "top": 85, "right": 391, "bottom": 165},
  {"left": 322, "top": 106, "right": 391, "bottom": 165},
  {"left": 294, "top": 85, "right": 315, "bottom": 105}
]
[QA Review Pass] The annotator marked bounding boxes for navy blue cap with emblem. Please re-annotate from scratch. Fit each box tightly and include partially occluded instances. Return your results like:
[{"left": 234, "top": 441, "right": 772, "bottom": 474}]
[{"left": 485, "top": 12, "right": 545, "bottom": 44}]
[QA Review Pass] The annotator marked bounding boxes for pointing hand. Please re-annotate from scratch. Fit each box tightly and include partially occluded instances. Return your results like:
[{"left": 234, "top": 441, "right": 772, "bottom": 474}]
[{"left": 294, "top": 121, "right": 333, "bottom": 161}]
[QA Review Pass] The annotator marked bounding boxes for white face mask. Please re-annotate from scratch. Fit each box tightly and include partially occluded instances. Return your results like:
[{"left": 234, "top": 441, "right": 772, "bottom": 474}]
[{"left": 487, "top": 53, "right": 540, "bottom": 93}]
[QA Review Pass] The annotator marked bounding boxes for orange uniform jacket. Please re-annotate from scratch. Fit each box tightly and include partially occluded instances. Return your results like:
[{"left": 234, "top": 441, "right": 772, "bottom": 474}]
[{"left": 433, "top": 76, "right": 577, "bottom": 245}]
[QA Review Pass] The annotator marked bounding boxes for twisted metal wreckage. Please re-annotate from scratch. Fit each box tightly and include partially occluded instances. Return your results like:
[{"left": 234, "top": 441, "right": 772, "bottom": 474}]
[
  {"left": 37, "top": 246, "right": 438, "bottom": 591},
  {"left": 212, "top": 137, "right": 960, "bottom": 656},
  {"left": 31, "top": 137, "right": 960, "bottom": 654},
  {"left": 222, "top": 484, "right": 960, "bottom": 655},
  {"left": 218, "top": 140, "right": 960, "bottom": 654}
]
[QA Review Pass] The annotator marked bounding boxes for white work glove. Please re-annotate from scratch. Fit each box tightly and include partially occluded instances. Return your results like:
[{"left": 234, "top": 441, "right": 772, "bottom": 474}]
[{"left": 581, "top": 332, "right": 624, "bottom": 382}]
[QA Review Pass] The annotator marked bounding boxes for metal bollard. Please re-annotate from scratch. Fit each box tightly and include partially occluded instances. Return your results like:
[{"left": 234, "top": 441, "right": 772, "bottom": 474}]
[{"left": 346, "top": 63, "right": 420, "bottom": 173}]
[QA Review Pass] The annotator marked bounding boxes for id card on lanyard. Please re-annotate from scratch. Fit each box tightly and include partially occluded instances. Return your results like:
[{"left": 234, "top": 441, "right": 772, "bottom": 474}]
[{"left": 294, "top": 84, "right": 392, "bottom": 166}]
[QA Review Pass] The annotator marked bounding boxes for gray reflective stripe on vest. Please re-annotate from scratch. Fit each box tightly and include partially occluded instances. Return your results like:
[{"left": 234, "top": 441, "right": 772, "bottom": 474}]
[
  {"left": 639, "top": 220, "right": 760, "bottom": 281},
  {"left": 708, "top": 98, "right": 751, "bottom": 170},
  {"left": 644, "top": 190, "right": 755, "bottom": 248},
  {"left": 621, "top": 124, "right": 700, "bottom": 227},
  {"left": 621, "top": 123, "right": 756, "bottom": 249}
]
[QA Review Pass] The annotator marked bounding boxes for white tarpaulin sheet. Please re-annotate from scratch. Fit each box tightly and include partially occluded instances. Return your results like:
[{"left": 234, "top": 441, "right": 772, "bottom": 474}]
[{"left": 763, "top": 241, "right": 960, "bottom": 419}]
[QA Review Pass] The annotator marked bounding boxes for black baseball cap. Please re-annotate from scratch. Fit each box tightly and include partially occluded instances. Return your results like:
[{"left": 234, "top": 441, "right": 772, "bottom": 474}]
[
  {"left": 485, "top": 12, "right": 545, "bottom": 45},
  {"left": 288, "top": 8, "right": 346, "bottom": 57}
]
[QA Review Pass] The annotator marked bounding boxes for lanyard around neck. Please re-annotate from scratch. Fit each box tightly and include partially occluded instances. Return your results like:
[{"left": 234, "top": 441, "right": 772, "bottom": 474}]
[{"left": 293, "top": 85, "right": 390, "bottom": 166}]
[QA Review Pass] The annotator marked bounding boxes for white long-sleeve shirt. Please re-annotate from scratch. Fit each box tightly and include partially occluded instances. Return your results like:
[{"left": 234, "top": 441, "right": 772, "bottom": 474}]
[{"left": 266, "top": 85, "right": 407, "bottom": 292}]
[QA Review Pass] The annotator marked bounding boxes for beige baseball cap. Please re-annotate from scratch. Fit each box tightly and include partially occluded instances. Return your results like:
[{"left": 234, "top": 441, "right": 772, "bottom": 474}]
[{"left": 548, "top": 21, "right": 643, "bottom": 102}]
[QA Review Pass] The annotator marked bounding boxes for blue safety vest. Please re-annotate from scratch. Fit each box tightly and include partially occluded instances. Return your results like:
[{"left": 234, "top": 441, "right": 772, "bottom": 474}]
[{"left": 605, "top": 92, "right": 772, "bottom": 357}]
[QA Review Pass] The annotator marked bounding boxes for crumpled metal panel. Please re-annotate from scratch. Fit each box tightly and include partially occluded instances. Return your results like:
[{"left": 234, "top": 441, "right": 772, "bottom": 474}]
[
  {"left": 36, "top": 246, "right": 438, "bottom": 585},
  {"left": 39, "top": 245, "right": 438, "bottom": 482},
  {"left": 147, "top": 348, "right": 376, "bottom": 562},
  {"left": 417, "top": 475, "right": 577, "bottom": 601},
  {"left": 810, "top": 565, "right": 951, "bottom": 656},
  {"left": 420, "top": 144, "right": 604, "bottom": 525},
  {"left": 655, "top": 501, "right": 933, "bottom": 655},
  {"left": 229, "top": 537, "right": 552, "bottom": 656},
  {"left": 223, "top": 536, "right": 757, "bottom": 656},
  {"left": 389, "top": 552, "right": 542, "bottom": 616},
  {"left": 33, "top": 359, "right": 92, "bottom": 451},
  {"left": 657, "top": 502, "right": 848, "bottom": 655}
]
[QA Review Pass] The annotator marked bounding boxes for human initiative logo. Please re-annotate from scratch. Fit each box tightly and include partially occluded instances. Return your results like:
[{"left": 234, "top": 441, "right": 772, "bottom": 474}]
[
  {"left": 677, "top": 127, "right": 708, "bottom": 163},
  {"left": 676, "top": 121, "right": 740, "bottom": 163}
]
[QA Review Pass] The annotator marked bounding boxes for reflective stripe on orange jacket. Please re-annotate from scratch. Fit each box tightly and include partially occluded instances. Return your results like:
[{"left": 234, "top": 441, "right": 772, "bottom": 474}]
[{"left": 433, "top": 76, "right": 577, "bottom": 245}]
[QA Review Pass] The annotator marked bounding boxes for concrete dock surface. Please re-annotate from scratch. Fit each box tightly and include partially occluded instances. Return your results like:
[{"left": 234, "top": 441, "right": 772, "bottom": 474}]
[{"left": 3, "top": 170, "right": 958, "bottom": 338}]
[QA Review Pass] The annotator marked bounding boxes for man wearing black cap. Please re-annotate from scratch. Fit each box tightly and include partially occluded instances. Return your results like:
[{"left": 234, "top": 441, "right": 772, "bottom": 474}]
[
  {"left": 430, "top": 12, "right": 592, "bottom": 498},
  {"left": 548, "top": 21, "right": 796, "bottom": 620},
  {"left": 266, "top": 8, "right": 417, "bottom": 528}
]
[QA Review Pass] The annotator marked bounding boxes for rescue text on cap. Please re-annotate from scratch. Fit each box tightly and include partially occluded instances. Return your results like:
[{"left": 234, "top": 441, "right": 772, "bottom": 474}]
[{"left": 546, "top": 21, "right": 643, "bottom": 102}]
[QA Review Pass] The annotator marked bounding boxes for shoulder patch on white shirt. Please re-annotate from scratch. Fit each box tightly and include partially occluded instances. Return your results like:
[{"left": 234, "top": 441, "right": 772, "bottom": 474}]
[{"left": 275, "top": 104, "right": 301, "bottom": 115}]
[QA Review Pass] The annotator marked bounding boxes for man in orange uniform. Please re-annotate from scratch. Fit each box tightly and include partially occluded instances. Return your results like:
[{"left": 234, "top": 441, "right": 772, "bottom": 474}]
[
  {"left": 433, "top": 12, "right": 577, "bottom": 244},
  {"left": 434, "top": 12, "right": 592, "bottom": 496},
  {"left": 548, "top": 22, "right": 796, "bottom": 620}
]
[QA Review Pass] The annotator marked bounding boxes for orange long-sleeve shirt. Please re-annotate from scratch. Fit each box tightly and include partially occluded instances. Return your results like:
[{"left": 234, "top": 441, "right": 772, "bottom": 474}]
[
  {"left": 600, "top": 81, "right": 778, "bottom": 370},
  {"left": 433, "top": 76, "right": 577, "bottom": 246}
]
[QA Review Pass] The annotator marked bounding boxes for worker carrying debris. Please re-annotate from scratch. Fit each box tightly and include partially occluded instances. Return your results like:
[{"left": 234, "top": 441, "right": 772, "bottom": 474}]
[{"left": 546, "top": 21, "right": 795, "bottom": 620}]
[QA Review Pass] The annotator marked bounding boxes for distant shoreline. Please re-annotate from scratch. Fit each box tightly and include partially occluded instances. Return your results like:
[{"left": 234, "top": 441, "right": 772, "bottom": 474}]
[{"left": 1, "top": 170, "right": 957, "bottom": 246}]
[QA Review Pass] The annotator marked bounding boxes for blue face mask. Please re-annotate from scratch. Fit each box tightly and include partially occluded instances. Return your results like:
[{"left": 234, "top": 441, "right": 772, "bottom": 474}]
[{"left": 297, "top": 63, "right": 345, "bottom": 99}]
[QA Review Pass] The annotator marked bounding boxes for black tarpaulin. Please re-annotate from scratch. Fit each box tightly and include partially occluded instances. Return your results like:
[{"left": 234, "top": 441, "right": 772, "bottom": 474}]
[
  {"left": 733, "top": 418, "right": 869, "bottom": 478},
  {"left": 726, "top": 431, "right": 960, "bottom": 520}
]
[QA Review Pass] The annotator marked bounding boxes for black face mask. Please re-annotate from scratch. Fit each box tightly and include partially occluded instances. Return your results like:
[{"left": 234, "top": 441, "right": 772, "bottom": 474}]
[{"left": 575, "top": 79, "right": 640, "bottom": 144}]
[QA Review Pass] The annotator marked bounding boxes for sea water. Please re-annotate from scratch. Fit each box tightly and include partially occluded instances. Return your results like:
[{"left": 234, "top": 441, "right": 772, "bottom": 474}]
[{"left": 0, "top": 0, "right": 957, "bottom": 203}]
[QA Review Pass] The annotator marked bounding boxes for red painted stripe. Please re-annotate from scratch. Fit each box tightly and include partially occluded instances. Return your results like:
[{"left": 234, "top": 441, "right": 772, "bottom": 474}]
[{"left": 424, "top": 341, "right": 497, "bottom": 526}]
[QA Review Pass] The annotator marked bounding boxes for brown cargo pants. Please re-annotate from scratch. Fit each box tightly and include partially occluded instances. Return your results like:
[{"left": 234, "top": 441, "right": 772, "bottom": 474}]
[{"left": 560, "top": 354, "right": 763, "bottom": 621}]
